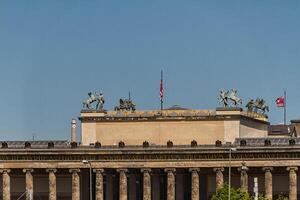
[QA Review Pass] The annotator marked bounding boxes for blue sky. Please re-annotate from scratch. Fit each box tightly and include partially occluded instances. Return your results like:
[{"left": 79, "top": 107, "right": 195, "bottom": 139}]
[{"left": 0, "top": 1, "right": 299, "bottom": 140}]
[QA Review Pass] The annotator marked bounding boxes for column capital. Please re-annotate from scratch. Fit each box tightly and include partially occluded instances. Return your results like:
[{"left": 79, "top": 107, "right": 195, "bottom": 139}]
[
  {"left": 262, "top": 167, "right": 273, "bottom": 172},
  {"left": 213, "top": 167, "right": 224, "bottom": 172},
  {"left": 116, "top": 168, "right": 128, "bottom": 173},
  {"left": 93, "top": 168, "right": 104, "bottom": 173},
  {"left": 46, "top": 168, "right": 57, "bottom": 173},
  {"left": 0, "top": 169, "right": 11, "bottom": 173},
  {"left": 164, "top": 168, "right": 176, "bottom": 173},
  {"left": 23, "top": 168, "right": 34, "bottom": 173},
  {"left": 287, "top": 167, "right": 298, "bottom": 172},
  {"left": 141, "top": 168, "right": 151, "bottom": 173},
  {"left": 69, "top": 168, "right": 80, "bottom": 173},
  {"left": 189, "top": 168, "right": 200, "bottom": 173}
]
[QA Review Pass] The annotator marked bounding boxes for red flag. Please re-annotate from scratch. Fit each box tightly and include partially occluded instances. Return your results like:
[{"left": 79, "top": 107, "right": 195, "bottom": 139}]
[
  {"left": 160, "top": 71, "right": 163, "bottom": 103},
  {"left": 276, "top": 96, "right": 285, "bottom": 107}
]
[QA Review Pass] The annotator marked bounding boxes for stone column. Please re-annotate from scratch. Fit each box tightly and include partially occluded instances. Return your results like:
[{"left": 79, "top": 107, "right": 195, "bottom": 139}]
[
  {"left": 287, "top": 167, "right": 298, "bottom": 200},
  {"left": 71, "top": 119, "right": 77, "bottom": 143},
  {"left": 141, "top": 168, "right": 151, "bottom": 200},
  {"left": 263, "top": 167, "right": 273, "bottom": 200},
  {"left": 189, "top": 168, "right": 200, "bottom": 200},
  {"left": 0, "top": 169, "right": 11, "bottom": 200},
  {"left": 93, "top": 169, "right": 104, "bottom": 200},
  {"left": 213, "top": 167, "right": 224, "bottom": 190},
  {"left": 117, "top": 169, "right": 128, "bottom": 200},
  {"left": 23, "top": 169, "right": 34, "bottom": 200},
  {"left": 164, "top": 168, "right": 176, "bottom": 200},
  {"left": 69, "top": 169, "right": 80, "bottom": 200},
  {"left": 238, "top": 165, "right": 249, "bottom": 192},
  {"left": 46, "top": 169, "right": 57, "bottom": 200}
]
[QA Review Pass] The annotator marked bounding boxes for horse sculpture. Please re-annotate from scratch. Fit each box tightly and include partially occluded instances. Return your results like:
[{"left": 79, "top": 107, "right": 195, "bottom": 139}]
[
  {"left": 246, "top": 98, "right": 269, "bottom": 115},
  {"left": 83, "top": 92, "right": 105, "bottom": 110},
  {"left": 114, "top": 98, "right": 136, "bottom": 112},
  {"left": 218, "top": 89, "right": 242, "bottom": 107}
]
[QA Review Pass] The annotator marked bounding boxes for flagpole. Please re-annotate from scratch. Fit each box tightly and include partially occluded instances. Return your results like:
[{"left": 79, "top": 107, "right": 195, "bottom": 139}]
[
  {"left": 160, "top": 70, "right": 163, "bottom": 113},
  {"left": 284, "top": 90, "right": 287, "bottom": 126},
  {"left": 129, "top": 91, "right": 131, "bottom": 101}
]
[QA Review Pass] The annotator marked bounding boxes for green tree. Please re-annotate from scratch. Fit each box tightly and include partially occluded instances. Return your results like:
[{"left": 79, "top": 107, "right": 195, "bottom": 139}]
[
  {"left": 276, "top": 194, "right": 288, "bottom": 200},
  {"left": 211, "top": 184, "right": 268, "bottom": 200},
  {"left": 211, "top": 184, "right": 251, "bottom": 200}
]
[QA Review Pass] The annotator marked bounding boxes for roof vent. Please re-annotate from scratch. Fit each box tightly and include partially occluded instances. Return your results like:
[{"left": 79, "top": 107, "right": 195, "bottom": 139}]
[
  {"left": 71, "top": 142, "right": 77, "bottom": 149},
  {"left": 25, "top": 141, "right": 31, "bottom": 149},
  {"left": 95, "top": 141, "right": 101, "bottom": 148},
  {"left": 240, "top": 139, "right": 247, "bottom": 147},
  {"left": 48, "top": 141, "right": 54, "bottom": 148},
  {"left": 1, "top": 142, "right": 8, "bottom": 149},
  {"left": 289, "top": 138, "right": 296, "bottom": 146},
  {"left": 143, "top": 141, "right": 149, "bottom": 148},
  {"left": 264, "top": 139, "right": 271, "bottom": 146},
  {"left": 118, "top": 141, "right": 125, "bottom": 148},
  {"left": 215, "top": 140, "right": 222, "bottom": 147},
  {"left": 167, "top": 140, "right": 173, "bottom": 148},
  {"left": 191, "top": 140, "right": 198, "bottom": 147}
]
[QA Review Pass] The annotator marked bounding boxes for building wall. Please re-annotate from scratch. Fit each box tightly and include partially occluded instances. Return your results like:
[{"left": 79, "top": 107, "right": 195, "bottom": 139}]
[
  {"left": 82, "top": 120, "right": 225, "bottom": 146},
  {"left": 81, "top": 119, "right": 269, "bottom": 146},
  {"left": 240, "top": 119, "right": 269, "bottom": 138}
]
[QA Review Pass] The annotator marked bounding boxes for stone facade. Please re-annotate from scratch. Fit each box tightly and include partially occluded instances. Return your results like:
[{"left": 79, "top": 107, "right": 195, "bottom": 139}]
[
  {"left": 79, "top": 109, "right": 269, "bottom": 146},
  {"left": 0, "top": 108, "right": 299, "bottom": 199}
]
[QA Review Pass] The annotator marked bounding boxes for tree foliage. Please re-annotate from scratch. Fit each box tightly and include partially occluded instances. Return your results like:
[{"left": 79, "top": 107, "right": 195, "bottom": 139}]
[
  {"left": 211, "top": 184, "right": 268, "bottom": 200},
  {"left": 275, "top": 194, "right": 288, "bottom": 200},
  {"left": 211, "top": 184, "right": 251, "bottom": 200}
]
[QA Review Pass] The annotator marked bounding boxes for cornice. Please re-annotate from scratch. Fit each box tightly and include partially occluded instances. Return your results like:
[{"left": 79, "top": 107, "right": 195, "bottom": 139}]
[{"left": 0, "top": 147, "right": 300, "bottom": 162}]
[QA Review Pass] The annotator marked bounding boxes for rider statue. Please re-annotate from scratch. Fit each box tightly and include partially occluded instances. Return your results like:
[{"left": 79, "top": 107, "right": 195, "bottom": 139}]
[
  {"left": 218, "top": 89, "right": 242, "bottom": 107},
  {"left": 83, "top": 91, "right": 105, "bottom": 110},
  {"left": 246, "top": 98, "right": 269, "bottom": 115}
]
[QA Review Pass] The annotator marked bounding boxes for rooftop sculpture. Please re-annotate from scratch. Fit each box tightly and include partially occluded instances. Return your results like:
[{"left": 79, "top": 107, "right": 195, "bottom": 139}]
[
  {"left": 114, "top": 98, "right": 136, "bottom": 112},
  {"left": 246, "top": 98, "right": 269, "bottom": 115},
  {"left": 218, "top": 89, "right": 242, "bottom": 107},
  {"left": 83, "top": 92, "right": 105, "bottom": 110}
]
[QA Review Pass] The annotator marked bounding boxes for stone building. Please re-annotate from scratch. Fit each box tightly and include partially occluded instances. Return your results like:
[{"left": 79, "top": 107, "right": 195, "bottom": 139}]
[{"left": 0, "top": 108, "right": 299, "bottom": 200}]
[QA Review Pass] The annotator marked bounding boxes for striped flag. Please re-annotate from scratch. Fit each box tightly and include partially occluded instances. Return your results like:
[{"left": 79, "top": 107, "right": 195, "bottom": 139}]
[{"left": 276, "top": 96, "right": 285, "bottom": 107}]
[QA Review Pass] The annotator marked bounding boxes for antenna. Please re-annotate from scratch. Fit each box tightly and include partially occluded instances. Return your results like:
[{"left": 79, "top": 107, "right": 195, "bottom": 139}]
[
  {"left": 129, "top": 91, "right": 131, "bottom": 101},
  {"left": 32, "top": 133, "right": 36, "bottom": 141}
]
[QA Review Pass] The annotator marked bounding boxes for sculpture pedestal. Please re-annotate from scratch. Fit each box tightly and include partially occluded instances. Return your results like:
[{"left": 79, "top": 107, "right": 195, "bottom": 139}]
[
  {"left": 80, "top": 110, "right": 106, "bottom": 117},
  {"left": 216, "top": 107, "right": 242, "bottom": 115}
]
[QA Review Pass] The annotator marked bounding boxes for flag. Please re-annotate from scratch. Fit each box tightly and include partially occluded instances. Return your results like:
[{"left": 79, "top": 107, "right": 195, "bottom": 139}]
[
  {"left": 160, "top": 71, "right": 163, "bottom": 103},
  {"left": 276, "top": 96, "right": 285, "bottom": 107}
]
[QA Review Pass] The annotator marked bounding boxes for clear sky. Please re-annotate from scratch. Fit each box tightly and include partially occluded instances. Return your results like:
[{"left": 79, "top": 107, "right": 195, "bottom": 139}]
[{"left": 0, "top": 1, "right": 299, "bottom": 141}]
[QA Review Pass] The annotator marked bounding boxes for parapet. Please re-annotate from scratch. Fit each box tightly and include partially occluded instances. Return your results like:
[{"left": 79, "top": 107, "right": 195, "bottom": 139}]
[{"left": 79, "top": 108, "right": 268, "bottom": 123}]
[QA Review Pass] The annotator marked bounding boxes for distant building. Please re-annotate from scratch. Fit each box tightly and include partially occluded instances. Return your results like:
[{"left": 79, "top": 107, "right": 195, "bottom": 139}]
[{"left": 0, "top": 107, "right": 299, "bottom": 200}]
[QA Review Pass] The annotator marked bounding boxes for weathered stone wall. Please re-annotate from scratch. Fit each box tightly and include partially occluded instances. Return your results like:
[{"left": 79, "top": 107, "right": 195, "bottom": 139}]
[
  {"left": 80, "top": 110, "right": 269, "bottom": 146},
  {"left": 87, "top": 120, "right": 225, "bottom": 146},
  {"left": 240, "top": 118, "right": 269, "bottom": 138}
]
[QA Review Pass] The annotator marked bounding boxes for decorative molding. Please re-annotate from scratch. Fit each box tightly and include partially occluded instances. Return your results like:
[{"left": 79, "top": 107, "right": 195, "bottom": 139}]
[
  {"left": 23, "top": 168, "right": 34, "bottom": 173},
  {"left": 0, "top": 169, "right": 11, "bottom": 173},
  {"left": 93, "top": 168, "right": 104, "bottom": 173},
  {"left": 213, "top": 167, "right": 224, "bottom": 172},
  {"left": 287, "top": 166, "right": 298, "bottom": 172},
  {"left": 46, "top": 168, "right": 57, "bottom": 173},
  {"left": 164, "top": 168, "right": 176, "bottom": 173},
  {"left": 262, "top": 167, "right": 273, "bottom": 172},
  {"left": 189, "top": 168, "right": 200, "bottom": 173},
  {"left": 1, "top": 149, "right": 300, "bottom": 162}
]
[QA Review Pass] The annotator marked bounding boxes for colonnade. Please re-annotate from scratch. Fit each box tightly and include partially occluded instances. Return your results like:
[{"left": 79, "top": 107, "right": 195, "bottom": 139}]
[{"left": 0, "top": 166, "right": 298, "bottom": 200}]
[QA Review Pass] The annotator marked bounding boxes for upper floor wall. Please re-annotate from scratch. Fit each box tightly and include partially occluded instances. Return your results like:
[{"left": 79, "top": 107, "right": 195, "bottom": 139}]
[{"left": 79, "top": 108, "right": 269, "bottom": 146}]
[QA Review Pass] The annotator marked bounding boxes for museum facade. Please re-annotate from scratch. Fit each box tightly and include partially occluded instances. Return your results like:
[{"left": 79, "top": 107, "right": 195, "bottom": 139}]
[{"left": 0, "top": 108, "right": 300, "bottom": 200}]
